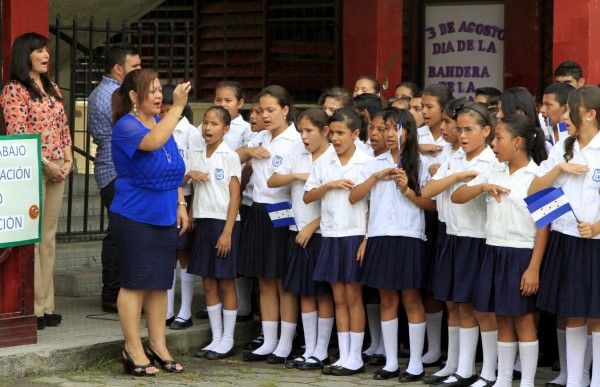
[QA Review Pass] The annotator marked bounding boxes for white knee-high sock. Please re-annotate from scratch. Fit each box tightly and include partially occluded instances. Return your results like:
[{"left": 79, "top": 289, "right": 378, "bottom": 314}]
[
  {"left": 273, "top": 321, "right": 297, "bottom": 358},
  {"left": 422, "top": 311, "right": 443, "bottom": 364},
  {"left": 236, "top": 277, "right": 253, "bottom": 316},
  {"left": 299, "top": 311, "right": 318, "bottom": 360},
  {"left": 455, "top": 326, "right": 479, "bottom": 379},
  {"left": 175, "top": 269, "right": 195, "bottom": 320},
  {"left": 333, "top": 332, "right": 350, "bottom": 366},
  {"left": 364, "top": 304, "right": 381, "bottom": 356},
  {"left": 213, "top": 309, "right": 237, "bottom": 354},
  {"left": 550, "top": 328, "right": 568, "bottom": 384},
  {"left": 591, "top": 332, "right": 600, "bottom": 387},
  {"left": 306, "top": 317, "right": 334, "bottom": 363},
  {"left": 519, "top": 340, "right": 538, "bottom": 387},
  {"left": 566, "top": 325, "right": 587, "bottom": 387},
  {"left": 407, "top": 322, "right": 426, "bottom": 375},
  {"left": 479, "top": 330, "right": 498, "bottom": 382},
  {"left": 166, "top": 269, "right": 177, "bottom": 320},
  {"left": 203, "top": 303, "right": 223, "bottom": 350},
  {"left": 381, "top": 319, "right": 399, "bottom": 372},
  {"left": 495, "top": 341, "right": 517, "bottom": 387},
  {"left": 342, "top": 331, "right": 365, "bottom": 370},
  {"left": 435, "top": 326, "right": 459, "bottom": 377},
  {"left": 252, "top": 320, "right": 279, "bottom": 355},
  {"left": 583, "top": 334, "right": 593, "bottom": 386}
]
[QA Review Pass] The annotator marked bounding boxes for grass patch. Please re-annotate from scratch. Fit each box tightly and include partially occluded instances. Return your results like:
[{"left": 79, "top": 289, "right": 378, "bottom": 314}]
[{"left": 259, "top": 381, "right": 278, "bottom": 387}]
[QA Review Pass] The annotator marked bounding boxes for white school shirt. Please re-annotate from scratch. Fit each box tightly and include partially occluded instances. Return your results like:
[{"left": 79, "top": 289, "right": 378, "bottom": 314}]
[
  {"left": 431, "top": 146, "right": 499, "bottom": 238},
  {"left": 538, "top": 133, "right": 600, "bottom": 239},
  {"left": 188, "top": 141, "right": 241, "bottom": 221},
  {"left": 192, "top": 115, "right": 254, "bottom": 151},
  {"left": 468, "top": 160, "right": 542, "bottom": 248},
  {"left": 274, "top": 145, "right": 335, "bottom": 232},
  {"left": 356, "top": 151, "right": 431, "bottom": 240},
  {"left": 247, "top": 123, "right": 302, "bottom": 204},
  {"left": 418, "top": 125, "right": 448, "bottom": 164},
  {"left": 304, "top": 147, "right": 372, "bottom": 237},
  {"left": 172, "top": 117, "right": 196, "bottom": 196},
  {"left": 432, "top": 147, "right": 465, "bottom": 226}
]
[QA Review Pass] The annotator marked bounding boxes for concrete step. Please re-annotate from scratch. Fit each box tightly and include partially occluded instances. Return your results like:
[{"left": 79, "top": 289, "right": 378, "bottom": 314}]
[{"left": 54, "top": 240, "right": 103, "bottom": 296}]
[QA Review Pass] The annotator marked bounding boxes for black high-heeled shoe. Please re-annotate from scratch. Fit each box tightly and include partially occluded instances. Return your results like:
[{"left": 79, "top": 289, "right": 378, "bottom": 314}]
[
  {"left": 121, "top": 350, "right": 158, "bottom": 377},
  {"left": 145, "top": 346, "right": 183, "bottom": 373}
]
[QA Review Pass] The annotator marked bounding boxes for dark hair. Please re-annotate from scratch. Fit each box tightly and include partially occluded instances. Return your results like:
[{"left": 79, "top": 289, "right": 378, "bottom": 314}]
[
  {"left": 251, "top": 95, "right": 260, "bottom": 104},
  {"left": 356, "top": 76, "right": 381, "bottom": 95},
  {"left": 456, "top": 102, "right": 494, "bottom": 143},
  {"left": 216, "top": 80, "right": 244, "bottom": 101},
  {"left": 475, "top": 86, "right": 501, "bottom": 107},
  {"left": 554, "top": 60, "right": 583, "bottom": 81},
  {"left": 444, "top": 97, "right": 470, "bottom": 119},
  {"left": 112, "top": 68, "right": 158, "bottom": 124},
  {"left": 9, "top": 32, "right": 61, "bottom": 102},
  {"left": 422, "top": 83, "right": 454, "bottom": 110},
  {"left": 499, "top": 87, "right": 540, "bottom": 128},
  {"left": 543, "top": 82, "right": 575, "bottom": 106},
  {"left": 564, "top": 86, "right": 600, "bottom": 161},
  {"left": 205, "top": 105, "right": 232, "bottom": 126},
  {"left": 258, "top": 85, "right": 296, "bottom": 126},
  {"left": 317, "top": 87, "right": 355, "bottom": 109},
  {"left": 354, "top": 92, "right": 383, "bottom": 120},
  {"left": 329, "top": 107, "right": 361, "bottom": 132},
  {"left": 395, "top": 82, "right": 422, "bottom": 97},
  {"left": 298, "top": 108, "right": 329, "bottom": 132},
  {"left": 103, "top": 42, "right": 139, "bottom": 74},
  {"left": 500, "top": 114, "right": 548, "bottom": 164},
  {"left": 161, "top": 84, "right": 193, "bottom": 122},
  {"left": 381, "top": 108, "right": 422, "bottom": 194}
]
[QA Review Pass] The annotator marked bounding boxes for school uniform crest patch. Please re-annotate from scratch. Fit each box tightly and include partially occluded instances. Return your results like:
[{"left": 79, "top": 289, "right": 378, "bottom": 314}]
[
  {"left": 272, "top": 155, "right": 283, "bottom": 167},
  {"left": 593, "top": 168, "right": 600, "bottom": 182},
  {"left": 215, "top": 168, "right": 225, "bottom": 180}
]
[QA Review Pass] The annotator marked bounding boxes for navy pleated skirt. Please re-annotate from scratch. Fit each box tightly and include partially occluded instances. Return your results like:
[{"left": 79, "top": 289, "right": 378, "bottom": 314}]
[
  {"left": 188, "top": 218, "right": 240, "bottom": 278},
  {"left": 361, "top": 236, "right": 424, "bottom": 290},
  {"left": 176, "top": 195, "right": 193, "bottom": 251},
  {"left": 313, "top": 235, "right": 364, "bottom": 283},
  {"left": 473, "top": 245, "right": 537, "bottom": 316},
  {"left": 430, "top": 235, "right": 486, "bottom": 303},
  {"left": 237, "top": 202, "right": 290, "bottom": 279},
  {"left": 427, "top": 222, "right": 447, "bottom": 292},
  {"left": 109, "top": 211, "right": 177, "bottom": 290},
  {"left": 422, "top": 211, "right": 439, "bottom": 290},
  {"left": 283, "top": 231, "right": 330, "bottom": 297},
  {"left": 537, "top": 231, "right": 600, "bottom": 318}
]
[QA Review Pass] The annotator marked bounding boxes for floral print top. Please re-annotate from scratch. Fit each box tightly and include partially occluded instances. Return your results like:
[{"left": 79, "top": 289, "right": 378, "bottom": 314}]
[{"left": 1, "top": 80, "right": 72, "bottom": 160}]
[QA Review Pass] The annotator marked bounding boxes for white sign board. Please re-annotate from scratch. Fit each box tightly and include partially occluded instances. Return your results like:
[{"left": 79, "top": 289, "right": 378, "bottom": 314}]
[
  {"left": 424, "top": 2, "right": 505, "bottom": 99},
  {"left": 0, "top": 134, "right": 42, "bottom": 248}
]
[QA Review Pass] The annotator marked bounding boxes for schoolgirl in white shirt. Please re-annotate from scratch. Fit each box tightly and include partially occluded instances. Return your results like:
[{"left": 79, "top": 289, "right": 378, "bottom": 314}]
[
  {"left": 186, "top": 106, "right": 241, "bottom": 359},
  {"left": 529, "top": 86, "right": 600, "bottom": 387},
  {"left": 304, "top": 108, "right": 372, "bottom": 376},
  {"left": 267, "top": 108, "right": 335, "bottom": 371},
  {"left": 236, "top": 85, "right": 302, "bottom": 363},
  {"left": 422, "top": 102, "right": 500, "bottom": 387},
  {"left": 453, "top": 114, "right": 550, "bottom": 386},
  {"left": 350, "top": 108, "right": 435, "bottom": 382}
]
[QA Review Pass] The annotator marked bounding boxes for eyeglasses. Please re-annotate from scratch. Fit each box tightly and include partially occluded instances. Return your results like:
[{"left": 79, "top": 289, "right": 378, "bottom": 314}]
[{"left": 453, "top": 126, "right": 479, "bottom": 135}]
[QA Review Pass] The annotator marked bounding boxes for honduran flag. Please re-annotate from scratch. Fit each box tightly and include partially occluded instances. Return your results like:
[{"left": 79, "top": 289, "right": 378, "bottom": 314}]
[
  {"left": 266, "top": 202, "right": 297, "bottom": 228},
  {"left": 524, "top": 187, "right": 574, "bottom": 228}
]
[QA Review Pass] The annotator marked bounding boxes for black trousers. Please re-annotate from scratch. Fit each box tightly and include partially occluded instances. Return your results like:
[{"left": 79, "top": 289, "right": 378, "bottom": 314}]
[{"left": 100, "top": 179, "right": 120, "bottom": 305}]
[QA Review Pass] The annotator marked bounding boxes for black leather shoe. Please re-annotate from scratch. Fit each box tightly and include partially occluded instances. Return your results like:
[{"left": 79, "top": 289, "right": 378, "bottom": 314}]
[
  {"left": 236, "top": 313, "right": 254, "bottom": 323},
  {"left": 367, "top": 354, "right": 386, "bottom": 365},
  {"left": 195, "top": 309, "right": 208, "bottom": 319},
  {"left": 205, "top": 348, "right": 235, "bottom": 360},
  {"left": 513, "top": 370, "right": 522, "bottom": 380},
  {"left": 423, "top": 374, "right": 450, "bottom": 384},
  {"left": 37, "top": 316, "right": 46, "bottom": 330},
  {"left": 267, "top": 354, "right": 286, "bottom": 364},
  {"left": 44, "top": 313, "right": 62, "bottom": 327},
  {"left": 321, "top": 364, "right": 340, "bottom": 375},
  {"left": 399, "top": 370, "right": 425, "bottom": 382},
  {"left": 373, "top": 368, "right": 400, "bottom": 380},
  {"left": 472, "top": 376, "right": 495, "bottom": 386},
  {"left": 242, "top": 352, "right": 269, "bottom": 362},
  {"left": 166, "top": 316, "right": 175, "bottom": 326},
  {"left": 284, "top": 356, "right": 305, "bottom": 368},
  {"left": 545, "top": 383, "right": 566, "bottom": 387},
  {"left": 102, "top": 302, "right": 118, "bottom": 313},
  {"left": 432, "top": 373, "right": 478, "bottom": 387},
  {"left": 243, "top": 335, "right": 264, "bottom": 350},
  {"left": 194, "top": 348, "right": 211, "bottom": 358},
  {"left": 331, "top": 364, "right": 366, "bottom": 376},
  {"left": 298, "top": 356, "right": 330, "bottom": 371},
  {"left": 169, "top": 317, "right": 193, "bottom": 330}
]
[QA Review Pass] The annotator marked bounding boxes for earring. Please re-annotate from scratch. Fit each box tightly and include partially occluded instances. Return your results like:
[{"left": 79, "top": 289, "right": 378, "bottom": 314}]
[
  {"left": 587, "top": 117, "right": 591, "bottom": 122},
  {"left": 513, "top": 147, "right": 520, "bottom": 154},
  {"left": 133, "top": 103, "right": 138, "bottom": 116}
]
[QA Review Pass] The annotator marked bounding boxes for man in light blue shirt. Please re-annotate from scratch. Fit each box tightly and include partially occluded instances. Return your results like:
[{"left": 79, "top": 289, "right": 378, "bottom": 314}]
[{"left": 88, "top": 42, "right": 141, "bottom": 312}]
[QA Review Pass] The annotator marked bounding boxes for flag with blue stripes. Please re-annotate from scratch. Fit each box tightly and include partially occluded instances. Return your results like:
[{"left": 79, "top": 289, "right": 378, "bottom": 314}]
[
  {"left": 557, "top": 122, "right": 568, "bottom": 134},
  {"left": 524, "top": 187, "right": 573, "bottom": 228},
  {"left": 266, "top": 202, "right": 297, "bottom": 228}
]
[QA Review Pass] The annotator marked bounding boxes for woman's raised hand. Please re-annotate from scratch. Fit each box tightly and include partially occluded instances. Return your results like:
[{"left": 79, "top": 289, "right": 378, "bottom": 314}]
[{"left": 172, "top": 81, "right": 192, "bottom": 109}]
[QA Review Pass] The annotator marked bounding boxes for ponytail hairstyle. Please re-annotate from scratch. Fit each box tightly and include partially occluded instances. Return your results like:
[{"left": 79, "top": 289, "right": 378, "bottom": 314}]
[
  {"left": 205, "top": 105, "right": 232, "bottom": 127},
  {"left": 382, "top": 108, "right": 422, "bottom": 195},
  {"left": 112, "top": 68, "right": 158, "bottom": 125},
  {"left": 258, "top": 85, "right": 297, "bottom": 127},
  {"left": 9, "top": 32, "right": 61, "bottom": 102},
  {"left": 422, "top": 83, "right": 454, "bottom": 110},
  {"left": 499, "top": 87, "right": 541, "bottom": 128},
  {"left": 298, "top": 108, "right": 329, "bottom": 132},
  {"left": 564, "top": 85, "right": 600, "bottom": 161},
  {"left": 501, "top": 114, "right": 548, "bottom": 165}
]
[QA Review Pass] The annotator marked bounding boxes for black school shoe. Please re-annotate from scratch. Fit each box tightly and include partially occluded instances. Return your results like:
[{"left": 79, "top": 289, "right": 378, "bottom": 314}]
[
  {"left": 298, "top": 356, "right": 330, "bottom": 371},
  {"left": 44, "top": 313, "right": 62, "bottom": 327},
  {"left": 37, "top": 316, "right": 46, "bottom": 330},
  {"left": 398, "top": 370, "right": 425, "bottom": 382},
  {"left": 373, "top": 368, "right": 400, "bottom": 380},
  {"left": 169, "top": 317, "right": 193, "bottom": 330}
]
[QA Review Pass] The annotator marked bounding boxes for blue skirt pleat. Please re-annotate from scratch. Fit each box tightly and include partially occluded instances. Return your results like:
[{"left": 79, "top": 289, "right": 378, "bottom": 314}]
[
  {"left": 313, "top": 236, "right": 364, "bottom": 283},
  {"left": 188, "top": 218, "right": 240, "bottom": 279}
]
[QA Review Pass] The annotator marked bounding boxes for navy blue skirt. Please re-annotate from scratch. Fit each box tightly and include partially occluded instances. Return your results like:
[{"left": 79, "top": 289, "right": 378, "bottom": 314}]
[
  {"left": 426, "top": 222, "right": 447, "bottom": 292},
  {"left": 473, "top": 245, "right": 537, "bottom": 316},
  {"left": 109, "top": 211, "right": 177, "bottom": 290},
  {"left": 176, "top": 195, "right": 193, "bottom": 251},
  {"left": 188, "top": 218, "right": 240, "bottom": 279},
  {"left": 537, "top": 232, "right": 600, "bottom": 318},
  {"left": 237, "top": 202, "right": 290, "bottom": 279},
  {"left": 430, "top": 235, "right": 486, "bottom": 303},
  {"left": 361, "top": 236, "right": 424, "bottom": 290},
  {"left": 283, "top": 231, "right": 330, "bottom": 297},
  {"left": 313, "top": 236, "right": 364, "bottom": 283},
  {"left": 422, "top": 211, "right": 439, "bottom": 290}
]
